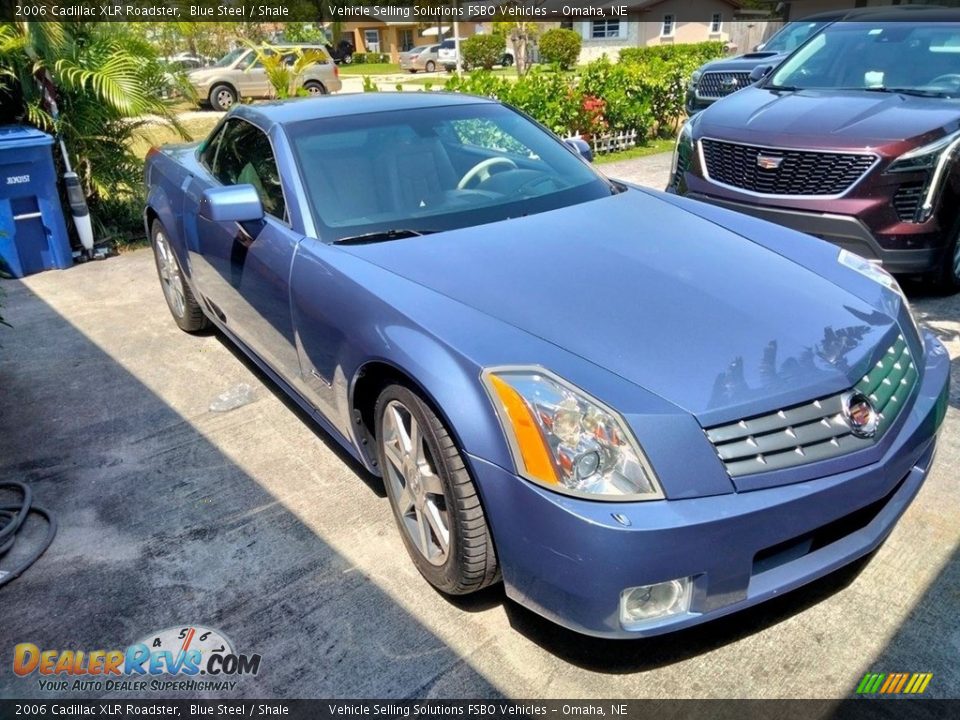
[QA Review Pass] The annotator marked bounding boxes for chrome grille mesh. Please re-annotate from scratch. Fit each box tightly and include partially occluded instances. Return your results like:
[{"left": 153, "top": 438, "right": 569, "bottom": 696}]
[
  {"left": 700, "top": 139, "right": 876, "bottom": 196},
  {"left": 705, "top": 335, "right": 917, "bottom": 477},
  {"left": 698, "top": 72, "right": 753, "bottom": 99}
]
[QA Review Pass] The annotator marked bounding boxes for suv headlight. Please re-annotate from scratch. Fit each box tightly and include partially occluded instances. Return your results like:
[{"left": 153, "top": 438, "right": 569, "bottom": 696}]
[
  {"left": 838, "top": 249, "right": 921, "bottom": 339},
  {"left": 670, "top": 118, "right": 695, "bottom": 181},
  {"left": 482, "top": 367, "right": 664, "bottom": 501},
  {"left": 886, "top": 130, "right": 960, "bottom": 222},
  {"left": 689, "top": 69, "right": 702, "bottom": 87}
]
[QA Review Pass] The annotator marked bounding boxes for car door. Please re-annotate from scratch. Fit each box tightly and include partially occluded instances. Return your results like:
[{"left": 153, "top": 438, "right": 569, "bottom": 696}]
[
  {"left": 184, "top": 117, "right": 303, "bottom": 380},
  {"left": 232, "top": 49, "right": 273, "bottom": 99}
]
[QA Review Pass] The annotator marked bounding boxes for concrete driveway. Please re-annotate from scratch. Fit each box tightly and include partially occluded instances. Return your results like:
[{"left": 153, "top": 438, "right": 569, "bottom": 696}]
[{"left": 0, "top": 156, "right": 958, "bottom": 700}]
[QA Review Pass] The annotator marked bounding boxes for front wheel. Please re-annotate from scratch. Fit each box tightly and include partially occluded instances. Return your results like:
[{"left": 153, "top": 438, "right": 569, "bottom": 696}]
[
  {"left": 375, "top": 384, "right": 499, "bottom": 595},
  {"left": 150, "top": 220, "right": 208, "bottom": 333},
  {"left": 930, "top": 220, "right": 960, "bottom": 293},
  {"left": 425, "top": 60, "right": 436, "bottom": 73},
  {"left": 209, "top": 84, "right": 237, "bottom": 112}
]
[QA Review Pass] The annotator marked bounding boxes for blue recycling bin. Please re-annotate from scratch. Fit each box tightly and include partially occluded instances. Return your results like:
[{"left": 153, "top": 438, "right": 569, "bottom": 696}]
[{"left": 0, "top": 125, "right": 72, "bottom": 278}]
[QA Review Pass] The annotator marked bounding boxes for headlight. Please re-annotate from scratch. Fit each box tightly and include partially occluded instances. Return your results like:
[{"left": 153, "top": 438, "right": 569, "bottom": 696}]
[
  {"left": 482, "top": 367, "right": 664, "bottom": 501},
  {"left": 689, "top": 69, "right": 702, "bottom": 87},
  {"left": 838, "top": 249, "right": 921, "bottom": 339},
  {"left": 886, "top": 129, "right": 960, "bottom": 222},
  {"left": 670, "top": 119, "right": 695, "bottom": 180}
]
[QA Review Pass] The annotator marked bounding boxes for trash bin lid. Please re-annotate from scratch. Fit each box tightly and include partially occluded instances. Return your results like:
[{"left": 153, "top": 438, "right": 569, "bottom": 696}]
[{"left": 0, "top": 125, "right": 54, "bottom": 149}]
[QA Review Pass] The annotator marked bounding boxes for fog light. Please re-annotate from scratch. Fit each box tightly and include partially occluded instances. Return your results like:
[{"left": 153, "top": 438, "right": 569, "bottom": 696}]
[{"left": 620, "top": 578, "right": 692, "bottom": 629}]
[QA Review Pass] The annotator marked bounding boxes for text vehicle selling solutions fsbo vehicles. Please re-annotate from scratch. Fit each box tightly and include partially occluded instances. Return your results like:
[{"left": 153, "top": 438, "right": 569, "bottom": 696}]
[{"left": 145, "top": 92, "right": 949, "bottom": 638}]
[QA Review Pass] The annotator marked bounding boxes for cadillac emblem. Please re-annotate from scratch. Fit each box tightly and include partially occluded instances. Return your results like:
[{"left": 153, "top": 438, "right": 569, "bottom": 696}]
[
  {"left": 756, "top": 154, "right": 784, "bottom": 170},
  {"left": 842, "top": 391, "right": 879, "bottom": 438}
]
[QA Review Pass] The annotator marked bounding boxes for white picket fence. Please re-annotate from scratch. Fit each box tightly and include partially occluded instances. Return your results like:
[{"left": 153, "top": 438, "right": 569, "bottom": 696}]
[{"left": 569, "top": 129, "right": 641, "bottom": 155}]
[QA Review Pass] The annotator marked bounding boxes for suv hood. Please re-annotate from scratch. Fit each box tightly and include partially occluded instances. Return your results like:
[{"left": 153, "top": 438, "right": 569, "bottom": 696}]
[
  {"left": 342, "top": 190, "right": 896, "bottom": 424},
  {"left": 699, "top": 52, "right": 787, "bottom": 73},
  {"left": 701, "top": 86, "right": 960, "bottom": 146}
]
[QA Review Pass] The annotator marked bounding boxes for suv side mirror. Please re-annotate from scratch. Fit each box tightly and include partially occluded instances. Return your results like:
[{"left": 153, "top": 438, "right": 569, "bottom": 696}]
[
  {"left": 749, "top": 65, "right": 774, "bottom": 83},
  {"left": 200, "top": 185, "right": 264, "bottom": 224},
  {"left": 564, "top": 137, "right": 594, "bottom": 163},
  {"left": 753, "top": 42, "right": 766, "bottom": 52}
]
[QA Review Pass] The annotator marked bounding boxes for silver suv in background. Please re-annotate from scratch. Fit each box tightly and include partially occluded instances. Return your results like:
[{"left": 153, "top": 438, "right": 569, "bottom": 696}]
[{"left": 188, "top": 45, "right": 342, "bottom": 111}]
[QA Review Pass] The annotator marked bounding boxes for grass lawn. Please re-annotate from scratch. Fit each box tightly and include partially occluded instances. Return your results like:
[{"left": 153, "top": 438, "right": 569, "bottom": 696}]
[
  {"left": 338, "top": 63, "right": 401, "bottom": 76},
  {"left": 594, "top": 137, "right": 676, "bottom": 164},
  {"left": 129, "top": 114, "right": 222, "bottom": 159}
]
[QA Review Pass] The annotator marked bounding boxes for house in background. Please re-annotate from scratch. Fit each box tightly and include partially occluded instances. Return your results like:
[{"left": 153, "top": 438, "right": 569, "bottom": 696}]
[{"left": 330, "top": 21, "right": 483, "bottom": 62}]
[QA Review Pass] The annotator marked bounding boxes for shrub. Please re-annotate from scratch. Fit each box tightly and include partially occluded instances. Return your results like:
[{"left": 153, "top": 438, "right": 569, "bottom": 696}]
[
  {"left": 461, "top": 34, "right": 505, "bottom": 71},
  {"left": 352, "top": 52, "right": 389, "bottom": 64},
  {"left": 538, "top": 28, "right": 582, "bottom": 70}
]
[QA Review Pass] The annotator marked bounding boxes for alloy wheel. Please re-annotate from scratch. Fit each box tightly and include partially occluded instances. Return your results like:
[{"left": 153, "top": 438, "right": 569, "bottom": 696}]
[
  {"left": 381, "top": 399, "right": 450, "bottom": 566},
  {"left": 154, "top": 230, "right": 186, "bottom": 319}
]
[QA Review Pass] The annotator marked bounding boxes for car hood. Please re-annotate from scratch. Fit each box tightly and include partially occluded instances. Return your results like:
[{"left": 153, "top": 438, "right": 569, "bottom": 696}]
[
  {"left": 700, "top": 87, "right": 960, "bottom": 146},
  {"left": 341, "top": 190, "right": 897, "bottom": 423},
  {"left": 699, "top": 52, "right": 787, "bottom": 73}
]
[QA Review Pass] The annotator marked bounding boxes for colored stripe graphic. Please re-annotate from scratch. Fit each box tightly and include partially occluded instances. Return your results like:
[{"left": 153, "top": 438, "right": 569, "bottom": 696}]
[{"left": 856, "top": 672, "right": 932, "bottom": 694}]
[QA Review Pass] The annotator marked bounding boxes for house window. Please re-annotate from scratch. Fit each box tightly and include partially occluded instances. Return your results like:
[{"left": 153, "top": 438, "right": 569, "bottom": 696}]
[
  {"left": 591, "top": 20, "right": 621, "bottom": 39},
  {"left": 364, "top": 29, "right": 380, "bottom": 53},
  {"left": 399, "top": 29, "right": 414, "bottom": 51},
  {"left": 662, "top": 15, "right": 675, "bottom": 37},
  {"left": 711, "top": 13, "right": 723, "bottom": 34}
]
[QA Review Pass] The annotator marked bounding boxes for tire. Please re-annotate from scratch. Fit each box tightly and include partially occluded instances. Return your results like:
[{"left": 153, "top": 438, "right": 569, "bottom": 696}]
[
  {"left": 150, "top": 220, "right": 208, "bottom": 333},
  {"left": 375, "top": 384, "right": 499, "bottom": 595},
  {"left": 407, "top": 69, "right": 417, "bottom": 74},
  {"left": 342, "top": 54, "right": 353, "bottom": 65},
  {"left": 501, "top": 54, "right": 514, "bottom": 67},
  {"left": 425, "top": 60, "right": 436, "bottom": 73},
  {"left": 303, "top": 80, "right": 327, "bottom": 96},
  {"left": 931, "top": 221, "right": 960, "bottom": 294},
  {"left": 209, "top": 84, "right": 237, "bottom": 112}
]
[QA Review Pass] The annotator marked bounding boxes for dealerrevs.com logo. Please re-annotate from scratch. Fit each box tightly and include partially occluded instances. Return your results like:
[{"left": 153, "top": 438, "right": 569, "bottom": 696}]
[{"left": 13, "top": 626, "right": 261, "bottom": 692}]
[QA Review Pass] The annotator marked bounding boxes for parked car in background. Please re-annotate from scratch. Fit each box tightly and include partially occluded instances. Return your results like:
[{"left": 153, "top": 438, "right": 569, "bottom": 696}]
[
  {"left": 325, "top": 40, "right": 356, "bottom": 65},
  {"left": 684, "top": 6, "right": 940, "bottom": 114},
  {"left": 187, "top": 45, "right": 342, "bottom": 111},
  {"left": 145, "top": 92, "right": 947, "bottom": 638},
  {"left": 671, "top": 10, "right": 960, "bottom": 291},
  {"left": 400, "top": 44, "right": 440, "bottom": 73}
]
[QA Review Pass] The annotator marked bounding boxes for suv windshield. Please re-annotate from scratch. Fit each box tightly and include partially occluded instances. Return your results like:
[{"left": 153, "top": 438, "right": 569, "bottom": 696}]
[
  {"left": 769, "top": 21, "right": 960, "bottom": 96},
  {"left": 761, "top": 20, "right": 830, "bottom": 53},
  {"left": 286, "top": 103, "right": 615, "bottom": 241}
]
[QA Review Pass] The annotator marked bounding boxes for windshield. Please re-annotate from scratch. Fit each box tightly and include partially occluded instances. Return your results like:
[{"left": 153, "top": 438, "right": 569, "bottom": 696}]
[
  {"left": 769, "top": 22, "right": 960, "bottom": 95},
  {"left": 215, "top": 48, "right": 247, "bottom": 68},
  {"left": 761, "top": 20, "right": 829, "bottom": 53},
  {"left": 287, "top": 103, "right": 615, "bottom": 241}
]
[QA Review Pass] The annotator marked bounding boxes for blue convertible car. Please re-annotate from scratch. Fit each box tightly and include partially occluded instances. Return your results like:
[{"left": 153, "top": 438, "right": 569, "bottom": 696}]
[{"left": 145, "top": 93, "right": 949, "bottom": 638}]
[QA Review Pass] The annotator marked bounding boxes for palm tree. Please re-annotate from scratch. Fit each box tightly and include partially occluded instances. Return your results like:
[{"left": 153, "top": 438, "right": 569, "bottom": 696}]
[{"left": 0, "top": 21, "right": 185, "bottom": 208}]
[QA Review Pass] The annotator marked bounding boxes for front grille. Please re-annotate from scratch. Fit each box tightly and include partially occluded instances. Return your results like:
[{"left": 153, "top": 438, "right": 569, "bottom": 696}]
[
  {"left": 893, "top": 182, "right": 925, "bottom": 223},
  {"left": 698, "top": 71, "right": 752, "bottom": 99},
  {"left": 701, "top": 139, "right": 876, "bottom": 196},
  {"left": 705, "top": 334, "right": 917, "bottom": 477}
]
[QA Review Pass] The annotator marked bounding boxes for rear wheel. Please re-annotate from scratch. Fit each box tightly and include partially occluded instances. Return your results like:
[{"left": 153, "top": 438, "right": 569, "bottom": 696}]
[
  {"left": 425, "top": 60, "right": 436, "bottom": 73},
  {"left": 375, "top": 384, "right": 499, "bottom": 595},
  {"left": 150, "top": 220, "right": 208, "bottom": 333},
  {"left": 303, "top": 80, "right": 327, "bottom": 96},
  {"left": 209, "top": 84, "right": 237, "bottom": 112}
]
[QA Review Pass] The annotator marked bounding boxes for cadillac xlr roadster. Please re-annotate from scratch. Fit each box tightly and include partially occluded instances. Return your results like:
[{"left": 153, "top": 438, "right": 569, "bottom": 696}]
[{"left": 145, "top": 93, "right": 949, "bottom": 638}]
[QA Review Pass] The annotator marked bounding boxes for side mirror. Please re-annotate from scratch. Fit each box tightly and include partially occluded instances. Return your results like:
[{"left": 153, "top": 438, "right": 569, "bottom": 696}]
[
  {"left": 749, "top": 65, "right": 773, "bottom": 83},
  {"left": 753, "top": 42, "right": 766, "bottom": 52},
  {"left": 564, "top": 137, "right": 594, "bottom": 163},
  {"left": 199, "top": 185, "right": 264, "bottom": 224}
]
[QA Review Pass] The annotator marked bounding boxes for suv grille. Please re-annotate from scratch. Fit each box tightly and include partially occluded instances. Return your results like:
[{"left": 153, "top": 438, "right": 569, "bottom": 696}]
[
  {"left": 701, "top": 139, "right": 876, "bottom": 196},
  {"left": 893, "top": 182, "right": 925, "bottom": 223},
  {"left": 698, "top": 71, "right": 753, "bottom": 99},
  {"left": 704, "top": 334, "right": 917, "bottom": 477}
]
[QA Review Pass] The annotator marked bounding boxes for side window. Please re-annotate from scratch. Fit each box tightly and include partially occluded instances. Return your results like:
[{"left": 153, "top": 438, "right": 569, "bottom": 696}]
[
  {"left": 199, "top": 124, "right": 223, "bottom": 171},
  {"left": 212, "top": 119, "right": 287, "bottom": 220}
]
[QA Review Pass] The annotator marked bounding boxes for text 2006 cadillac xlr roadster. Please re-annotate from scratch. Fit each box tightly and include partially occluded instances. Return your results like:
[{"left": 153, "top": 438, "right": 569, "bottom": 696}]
[{"left": 145, "top": 93, "right": 949, "bottom": 638}]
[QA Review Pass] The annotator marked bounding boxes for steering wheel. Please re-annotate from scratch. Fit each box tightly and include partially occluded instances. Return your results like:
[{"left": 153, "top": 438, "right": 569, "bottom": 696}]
[
  {"left": 928, "top": 73, "right": 960, "bottom": 88},
  {"left": 457, "top": 157, "right": 518, "bottom": 190}
]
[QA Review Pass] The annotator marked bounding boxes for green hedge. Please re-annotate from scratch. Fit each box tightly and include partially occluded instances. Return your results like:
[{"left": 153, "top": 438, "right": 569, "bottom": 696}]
[
  {"left": 462, "top": 34, "right": 505, "bottom": 70},
  {"left": 352, "top": 52, "right": 390, "bottom": 64},
  {"left": 444, "top": 42, "right": 725, "bottom": 142},
  {"left": 538, "top": 28, "right": 582, "bottom": 70}
]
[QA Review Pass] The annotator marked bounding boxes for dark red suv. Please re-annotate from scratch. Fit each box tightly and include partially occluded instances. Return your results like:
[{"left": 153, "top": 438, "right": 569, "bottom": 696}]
[{"left": 669, "top": 10, "right": 960, "bottom": 291}]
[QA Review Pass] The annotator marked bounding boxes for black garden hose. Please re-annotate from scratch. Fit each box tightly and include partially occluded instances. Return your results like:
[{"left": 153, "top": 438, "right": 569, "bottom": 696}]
[{"left": 0, "top": 481, "right": 57, "bottom": 588}]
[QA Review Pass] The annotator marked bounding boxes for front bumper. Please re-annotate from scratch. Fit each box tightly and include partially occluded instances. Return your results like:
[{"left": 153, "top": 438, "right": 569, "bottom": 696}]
[
  {"left": 469, "top": 332, "right": 950, "bottom": 638},
  {"left": 685, "top": 193, "right": 947, "bottom": 275}
]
